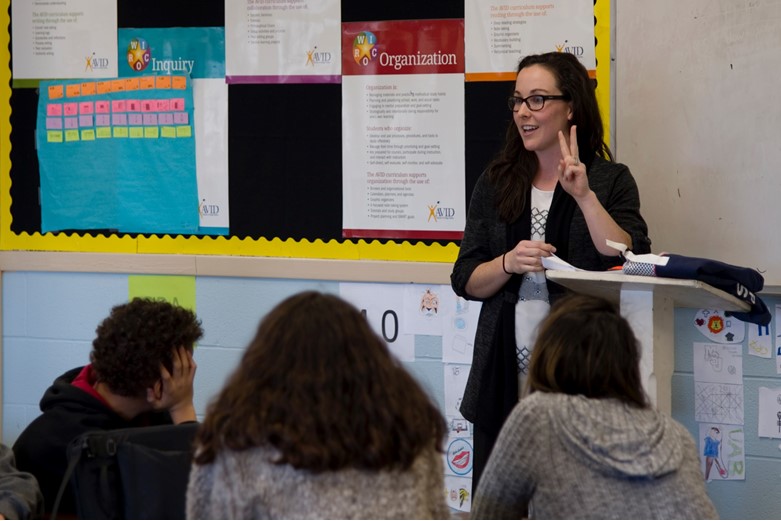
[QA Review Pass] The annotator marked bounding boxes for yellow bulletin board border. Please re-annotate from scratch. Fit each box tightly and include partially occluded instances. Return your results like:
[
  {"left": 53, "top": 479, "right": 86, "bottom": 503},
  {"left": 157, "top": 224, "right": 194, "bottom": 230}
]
[{"left": 0, "top": 0, "right": 610, "bottom": 263}]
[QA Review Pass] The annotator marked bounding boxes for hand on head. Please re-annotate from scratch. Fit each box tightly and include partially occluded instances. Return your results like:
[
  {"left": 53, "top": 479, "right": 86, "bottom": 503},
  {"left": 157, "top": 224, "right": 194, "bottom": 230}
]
[
  {"left": 147, "top": 345, "right": 197, "bottom": 423},
  {"left": 557, "top": 125, "right": 590, "bottom": 200}
]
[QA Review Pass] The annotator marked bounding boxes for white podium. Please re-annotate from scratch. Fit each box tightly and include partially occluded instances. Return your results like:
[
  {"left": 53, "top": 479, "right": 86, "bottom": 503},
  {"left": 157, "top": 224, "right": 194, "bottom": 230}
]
[{"left": 545, "top": 270, "right": 750, "bottom": 414}]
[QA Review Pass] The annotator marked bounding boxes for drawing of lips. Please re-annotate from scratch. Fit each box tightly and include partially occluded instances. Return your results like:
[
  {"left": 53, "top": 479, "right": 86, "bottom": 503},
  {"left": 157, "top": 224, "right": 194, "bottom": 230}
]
[{"left": 451, "top": 449, "right": 470, "bottom": 469}]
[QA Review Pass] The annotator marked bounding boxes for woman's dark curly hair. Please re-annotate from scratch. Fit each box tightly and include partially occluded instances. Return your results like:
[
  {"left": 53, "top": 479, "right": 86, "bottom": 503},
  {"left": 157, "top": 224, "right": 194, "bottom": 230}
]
[
  {"left": 194, "top": 291, "right": 446, "bottom": 471},
  {"left": 90, "top": 298, "right": 203, "bottom": 397}
]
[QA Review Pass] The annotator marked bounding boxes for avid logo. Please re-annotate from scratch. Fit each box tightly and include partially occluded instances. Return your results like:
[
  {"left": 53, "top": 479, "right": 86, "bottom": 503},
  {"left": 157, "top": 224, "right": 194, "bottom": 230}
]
[
  {"left": 84, "top": 52, "right": 110, "bottom": 72},
  {"left": 427, "top": 202, "right": 456, "bottom": 222},
  {"left": 198, "top": 199, "right": 220, "bottom": 217},
  {"left": 555, "top": 40, "right": 585, "bottom": 57},
  {"left": 305, "top": 46, "right": 333, "bottom": 67}
]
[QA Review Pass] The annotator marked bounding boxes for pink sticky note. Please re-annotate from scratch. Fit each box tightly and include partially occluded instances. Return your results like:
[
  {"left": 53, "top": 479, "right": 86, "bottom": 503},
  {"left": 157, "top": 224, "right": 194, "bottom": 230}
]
[
  {"left": 112, "top": 100, "right": 127, "bottom": 113},
  {"left": 95, "top": 101, "right": 110, "bottom": 114},
  {"left": 47, "top": 103, "right": 63, "bottom": 117},
  {"left": 63, "top": 103, "right": 78, "bottom": 116},
  {"left": 79, "top": 102, "right": 94, "bottom": 115},
  {"left": 171, "top": 98, "right": 185, "bottom": 111}
]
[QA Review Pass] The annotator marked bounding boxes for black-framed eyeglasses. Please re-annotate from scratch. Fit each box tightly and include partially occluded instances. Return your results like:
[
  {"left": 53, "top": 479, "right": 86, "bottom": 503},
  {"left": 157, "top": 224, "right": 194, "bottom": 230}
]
[{"left": 507, "top": 94, "right": 570, "bottom": 112}]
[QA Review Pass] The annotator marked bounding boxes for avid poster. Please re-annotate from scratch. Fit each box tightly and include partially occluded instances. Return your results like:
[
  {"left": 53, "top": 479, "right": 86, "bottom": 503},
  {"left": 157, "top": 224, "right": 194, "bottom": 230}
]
[{"left": 341, "top": 19, "right": 465, "bottom": 240}]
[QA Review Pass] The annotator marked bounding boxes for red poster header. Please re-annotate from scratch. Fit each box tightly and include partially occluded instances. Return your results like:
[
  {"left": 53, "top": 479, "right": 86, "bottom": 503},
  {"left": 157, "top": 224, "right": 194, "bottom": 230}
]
[{"left": 342, "top": 19, "right": 465, "bottom": 76}]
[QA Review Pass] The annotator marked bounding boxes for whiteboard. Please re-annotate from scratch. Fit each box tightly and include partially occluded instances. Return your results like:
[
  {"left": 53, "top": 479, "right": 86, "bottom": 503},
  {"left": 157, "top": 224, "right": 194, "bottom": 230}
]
[{"left": 615, "top": 0, "right": 781, "bottom": 286}]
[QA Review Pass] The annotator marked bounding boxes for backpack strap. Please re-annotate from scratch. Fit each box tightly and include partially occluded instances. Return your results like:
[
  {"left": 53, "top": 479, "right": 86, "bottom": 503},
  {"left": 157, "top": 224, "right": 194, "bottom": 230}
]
[{"left": 50, "top": 436, "right": 87, "bottom": 520}]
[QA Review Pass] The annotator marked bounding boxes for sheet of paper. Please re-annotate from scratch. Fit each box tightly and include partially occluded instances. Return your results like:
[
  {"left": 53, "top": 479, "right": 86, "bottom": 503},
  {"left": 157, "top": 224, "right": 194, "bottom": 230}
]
[
  {"left": 693, "top": 342, "right": 744, "bottom": 425},
  {"left": 541, "top": 253, "right": 582, "bottom": 271},
  {"left": 748, "top": 321, "right": 773, "bottom": 358},
  {"left": 444, "top": 475, "right": 472, "bottom": 513},
  {"left": 693, "top": 309, "right": 745, "bottom": 344},
  {"left": 12, "top": 0, "right": 118, "bottom": 79},
  {"left": 464, "top": 0, "right": 596, "bottom": 80},
  {"left": 338, "top": 282, "right": 414, "bottom": 361},
  {"left": 757, "top": 387, "right": 781, "bottom": 438},
  {"left": 128, "top": 275, "right": 196, "bottom": 312},
  {"left": 225, "top": 0, "right": 340, "bottom": 83},
  {"left": 403, "top": 284, "right": 446, "bottom": 335},
  {"left": 699, "top": 423, "right": 745, "bottom": 481},
  {"left": 441, "top": 292, "right": 481, "bottom": 364},
  {"left": 341, "top": 19, "right": 465, "bottom": 239},
  {"left": 443, "top": 436, "right": 473, "bottom": 478}
]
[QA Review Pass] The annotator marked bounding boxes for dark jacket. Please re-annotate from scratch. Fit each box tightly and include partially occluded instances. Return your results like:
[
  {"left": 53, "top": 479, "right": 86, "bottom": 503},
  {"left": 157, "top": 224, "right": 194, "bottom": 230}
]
[
  {"left": 451, "top": 157, "right": 652, "bottom": 423},
  {"left": 12, "top": 366, "right": 172, "bottom": 516}
]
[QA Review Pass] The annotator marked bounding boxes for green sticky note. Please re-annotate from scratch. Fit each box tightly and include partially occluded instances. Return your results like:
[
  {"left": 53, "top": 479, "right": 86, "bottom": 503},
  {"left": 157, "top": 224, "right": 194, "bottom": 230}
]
[
  {"left": 96, "top": 127, "right": 112, "bottom": 139},
  {"left": 129, "top": 127, "right": 144, "bottom": 138},
  {"left": 176, "top": 125, "right": 192, "bottom": 138},
  {"left": 128, "top": 275, "right": 196, "bottom": 312},
  {"left": 47, "top": 130, "right": 63, "bottom": 143},
  {"left": 144, "top": 126, "right": 160, "bottom": 138},
  {"left": 65, "top": 129, "right": 79, "bottom": 142},
  {"left": 113, "top": 127, "right": 128, "bottom": 138},
  {"left": 161, "top": 126, "right": 176, "bottom": 138},
  {"left": 81, "top": 129, "right": 96, "bottom": 141}
]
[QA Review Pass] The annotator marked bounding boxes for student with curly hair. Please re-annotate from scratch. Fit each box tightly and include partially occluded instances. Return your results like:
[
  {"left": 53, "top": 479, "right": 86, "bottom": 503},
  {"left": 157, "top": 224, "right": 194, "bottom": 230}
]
[
  {"left": 187, "top": 291, "right": 449, "bottom": 519},
  {"left": 13, "top": 297, "right": 203, "bottom": 516},
  {"left": 471, "top": 294, "right": 718, "bottom": 519}
]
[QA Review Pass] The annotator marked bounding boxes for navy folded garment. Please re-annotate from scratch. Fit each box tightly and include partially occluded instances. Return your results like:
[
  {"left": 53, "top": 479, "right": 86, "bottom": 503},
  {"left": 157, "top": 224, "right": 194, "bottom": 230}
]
[{"left": 655, "top": 254, "right": 770, "bottom": 325}]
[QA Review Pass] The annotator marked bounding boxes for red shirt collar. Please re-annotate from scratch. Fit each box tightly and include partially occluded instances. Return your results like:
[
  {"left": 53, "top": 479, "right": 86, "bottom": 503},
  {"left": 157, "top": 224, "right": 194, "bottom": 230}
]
[{"left": 71, "top": 364, "right": 111, "bottom": 407}]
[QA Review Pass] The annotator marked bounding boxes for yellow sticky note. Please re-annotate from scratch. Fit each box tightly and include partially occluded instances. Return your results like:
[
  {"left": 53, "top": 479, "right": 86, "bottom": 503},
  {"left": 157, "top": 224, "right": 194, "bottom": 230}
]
[
  {"left": 176, "top": 125, "right": 192, "bottom": 138},
  {"left": 80, "top": 129, "right": 96, "bottom": 141},
  {"left": 129, "top": 127, "right": 144, "bottom": 138},
  {"left": 64, "top": 129, "right": 79, "bottom": 142},
  {"left": 113, "top": 126, "right": 129, "bottom": 138},
  {"left": 160, "top": 126, "right": 176, "bottom": 138},
  {"left": 144, "top": 126, "right": 160, "bottom": 138},
  {"left": 128, "top": 275, "right": 196, "bottom": 313},
  {"left": 96, "top": 127, "right": 112, "bottom": 139},
  {"left": 47, "top": 130, "right": 63, "bottom": 143}
]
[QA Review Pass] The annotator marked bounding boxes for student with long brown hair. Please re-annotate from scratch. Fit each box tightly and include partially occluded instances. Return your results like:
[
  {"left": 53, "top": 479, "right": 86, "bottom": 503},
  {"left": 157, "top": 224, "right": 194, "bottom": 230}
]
[
  {"left": 471, "top": 294, "right": 717, "bottom": 519},
  {"left": 187, "top": 291, "right": 449, "bottom": 519}
]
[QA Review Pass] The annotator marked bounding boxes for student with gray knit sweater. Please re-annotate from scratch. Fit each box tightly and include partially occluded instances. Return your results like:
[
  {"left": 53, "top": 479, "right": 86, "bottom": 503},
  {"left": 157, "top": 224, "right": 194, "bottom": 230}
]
[
  {"left": 472, "top": 294, "right": 718, "bottom": 519},
  {"left": 187, "top": 291, "right": 450, "bottom": 519}
]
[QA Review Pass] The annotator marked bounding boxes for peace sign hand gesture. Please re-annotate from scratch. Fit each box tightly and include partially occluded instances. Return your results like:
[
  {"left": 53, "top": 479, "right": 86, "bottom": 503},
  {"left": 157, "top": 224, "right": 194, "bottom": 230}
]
[{"left": 557, "top": 125, "right": 590, "bottom": 200}]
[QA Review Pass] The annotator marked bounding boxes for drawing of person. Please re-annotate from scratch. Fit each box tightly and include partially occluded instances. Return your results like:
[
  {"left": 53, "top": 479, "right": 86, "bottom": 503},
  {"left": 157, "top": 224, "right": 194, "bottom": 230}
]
[
  {"left": 420, "top": 289, "right": 439, "bottom": 314},
  {"left": 704, "top": 427, "right": 727, "bottom": 482}
]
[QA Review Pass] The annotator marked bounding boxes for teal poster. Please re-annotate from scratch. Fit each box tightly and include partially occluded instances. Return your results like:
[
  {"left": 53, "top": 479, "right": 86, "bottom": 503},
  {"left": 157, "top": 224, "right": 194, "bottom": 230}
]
[
  {"left": 37, "top": 75, "right": 198, "bottom": 234},
  {"left": 36, "top": 27, "right": 227, "bottom": 236}
]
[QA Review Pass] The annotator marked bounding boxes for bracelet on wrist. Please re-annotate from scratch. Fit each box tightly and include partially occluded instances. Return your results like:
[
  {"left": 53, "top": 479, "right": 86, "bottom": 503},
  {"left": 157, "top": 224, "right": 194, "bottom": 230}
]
[{"left": 502, "top": 252, "right": 512, "bottom": 275}]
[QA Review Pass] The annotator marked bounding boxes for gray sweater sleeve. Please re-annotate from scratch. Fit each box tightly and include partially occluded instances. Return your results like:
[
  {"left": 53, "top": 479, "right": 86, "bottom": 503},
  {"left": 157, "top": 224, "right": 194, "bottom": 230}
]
[
  {"left": 471, "top": 402, "right": 539, "bottom": 519},
  {"left": 0, "top": 445, "right": 43, "bottom": 520}
]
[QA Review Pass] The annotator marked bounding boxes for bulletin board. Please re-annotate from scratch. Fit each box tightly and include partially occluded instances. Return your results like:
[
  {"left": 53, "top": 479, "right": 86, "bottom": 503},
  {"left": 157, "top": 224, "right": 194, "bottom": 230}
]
[
  {"left": 614, "top": 0, "right": 780, "bottom": 286},
  {"left": 0, "top": 0, "right": 611, "bottom": 263}
]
